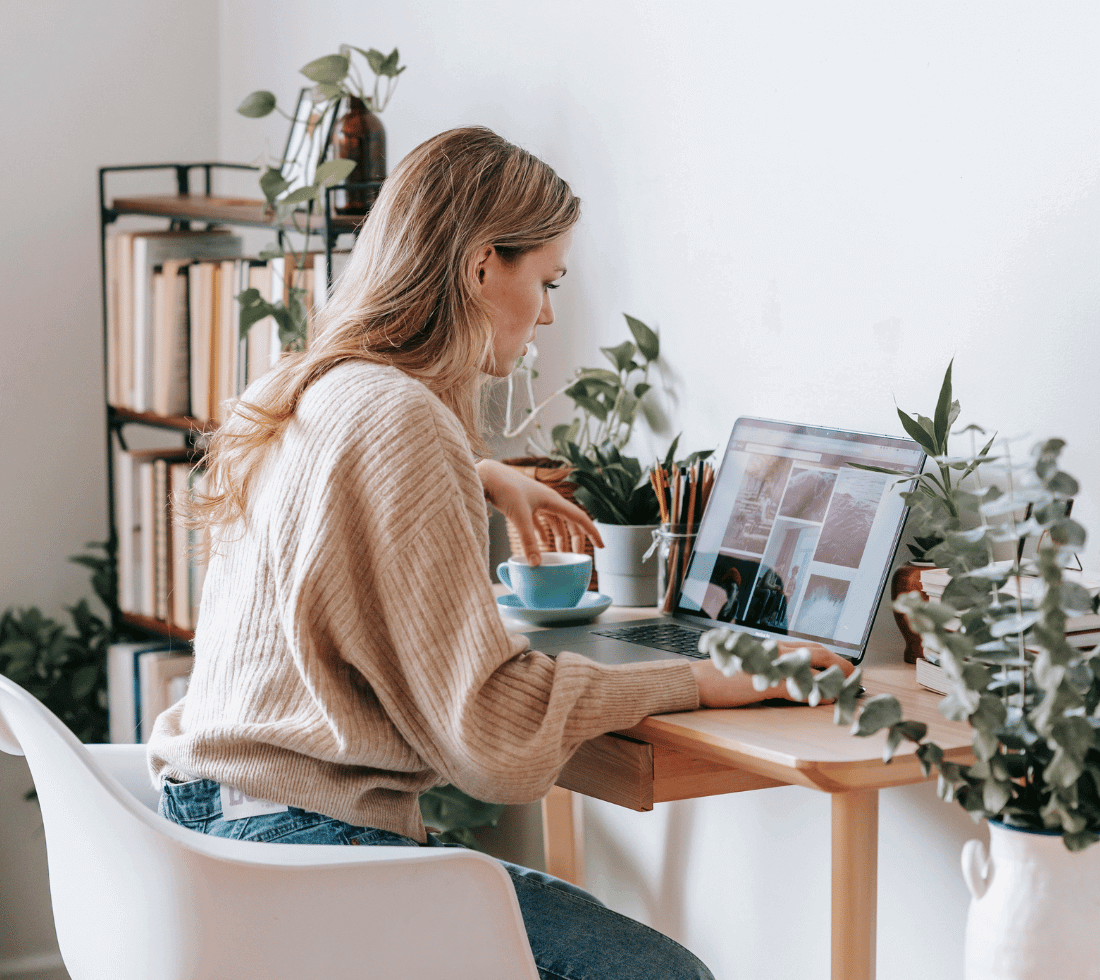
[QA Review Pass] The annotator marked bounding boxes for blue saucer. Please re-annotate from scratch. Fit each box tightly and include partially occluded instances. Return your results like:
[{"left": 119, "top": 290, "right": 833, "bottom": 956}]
[{"left": 497, "top": 591, "right": 612, "bottom": 626}]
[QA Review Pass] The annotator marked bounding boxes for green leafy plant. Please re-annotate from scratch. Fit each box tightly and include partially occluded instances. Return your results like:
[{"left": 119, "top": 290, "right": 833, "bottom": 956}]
[
  {"left": 699, "top": 436, "right": 1100, "bottom": 851},
  {"left": 237, "top": 47, "right": 406, "bottom": 122},
  {"left": 504, "top": 315, "right": 714, "bottom": 526},
  {"left": 850, "top": 360, "right": 995, "bottom": 561},
  {"left": 234, "top": 156, "right": 355, "bottom": 353},
  {"left": 418, "top": 784, "right": 505, "bottom": 850},
  {"left": 0, "top": 544, "right": 136, "bottom": 745},
  {"left": 234, "top": 45, "right": 406, "bottom": 352},
  {"left": 562, "top": 435, "right": 711, "bottom": 526},
  {"left": 503, "top": 313, "right": 660, "bottom": 461}
]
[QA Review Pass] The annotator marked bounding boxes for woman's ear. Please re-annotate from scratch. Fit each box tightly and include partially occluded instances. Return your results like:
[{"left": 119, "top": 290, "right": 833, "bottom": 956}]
[{"left": 471, "top": 245, "right": 494, "bottom": 289}]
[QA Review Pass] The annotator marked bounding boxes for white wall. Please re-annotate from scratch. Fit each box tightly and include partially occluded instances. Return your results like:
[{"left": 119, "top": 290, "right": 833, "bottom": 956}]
[
  {"left": 0, "top": 2, "right": 220, "bottom": 974},
  {"left": 3, "top": 1, "right": 1099, "bottom": 977},
  {"left": 216, "top": 3, "right": 1100, "bottom": 978}
]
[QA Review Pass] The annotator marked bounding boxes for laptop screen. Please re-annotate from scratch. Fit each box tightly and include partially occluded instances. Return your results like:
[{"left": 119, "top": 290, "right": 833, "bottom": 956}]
[{"left": 676, "top": 417, "right": 926, "bottom": 658}]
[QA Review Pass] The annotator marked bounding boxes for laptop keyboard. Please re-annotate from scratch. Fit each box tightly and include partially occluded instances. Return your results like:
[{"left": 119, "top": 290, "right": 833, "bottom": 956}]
[{"left": 590, "top": 623, "right": 709, "bottom": 659}]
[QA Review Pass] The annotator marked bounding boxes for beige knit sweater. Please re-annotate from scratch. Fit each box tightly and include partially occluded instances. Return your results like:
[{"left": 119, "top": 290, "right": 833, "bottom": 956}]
[{"left": 148, "top": 361, "right": 699, "bottom": 841}]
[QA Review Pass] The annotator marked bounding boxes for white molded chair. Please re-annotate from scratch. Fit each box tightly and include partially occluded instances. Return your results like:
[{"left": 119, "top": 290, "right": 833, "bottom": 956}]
[{"left": 0, "top": 674, "right": 539, "bottom": 980}]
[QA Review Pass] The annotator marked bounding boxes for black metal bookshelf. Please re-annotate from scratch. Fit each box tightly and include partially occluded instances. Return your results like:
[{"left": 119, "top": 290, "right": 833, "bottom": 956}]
[{"left": 97, "top": 162, "right": 372, "bottom": 639}]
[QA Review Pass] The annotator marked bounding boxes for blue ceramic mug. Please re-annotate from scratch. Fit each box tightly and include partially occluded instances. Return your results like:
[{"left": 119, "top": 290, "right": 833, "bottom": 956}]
[{"left": 496, "top": 552, "right": 592, "bottom": 609}]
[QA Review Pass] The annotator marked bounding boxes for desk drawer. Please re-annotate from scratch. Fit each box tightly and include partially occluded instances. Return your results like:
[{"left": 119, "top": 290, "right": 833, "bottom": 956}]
[{"left": 557, "top": 733, "right": 784, "bottom": 811}]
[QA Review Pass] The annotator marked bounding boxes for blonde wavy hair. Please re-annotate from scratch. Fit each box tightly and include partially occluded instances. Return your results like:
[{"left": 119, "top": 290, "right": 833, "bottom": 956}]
[{"left": 189, "top": 126, "right": 580, "bottom": 541}]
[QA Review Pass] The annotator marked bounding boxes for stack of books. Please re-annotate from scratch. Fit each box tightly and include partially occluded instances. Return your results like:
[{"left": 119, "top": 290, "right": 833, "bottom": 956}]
[
  {"left": 114, "top": 447, "right": 206, "bottom": 631},
  {"left": 915, "top": 563, "right": 1100, "bottom": 694},
  {"left": 105, "top": 228, "right": 336, "bottom": 423},
  {"left": 919, "top": 564, "right": 1100, "bottom": 650},
  {"left": 107, "top": 641, "right": 194, "bottom": 743}
]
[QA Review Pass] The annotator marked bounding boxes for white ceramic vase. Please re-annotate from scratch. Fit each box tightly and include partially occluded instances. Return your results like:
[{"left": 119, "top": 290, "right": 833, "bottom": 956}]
[
  {"left": 962, "top": 821, "right": 1100, "bottom": 980},
  {"left": 593, "top": 522, "right": 660, "bottom": 607}
]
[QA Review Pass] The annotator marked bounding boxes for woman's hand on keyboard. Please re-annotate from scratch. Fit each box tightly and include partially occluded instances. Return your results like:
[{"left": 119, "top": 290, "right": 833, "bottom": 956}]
[{"left": 690, "top": 641, "right": 855, "bottom": 708}]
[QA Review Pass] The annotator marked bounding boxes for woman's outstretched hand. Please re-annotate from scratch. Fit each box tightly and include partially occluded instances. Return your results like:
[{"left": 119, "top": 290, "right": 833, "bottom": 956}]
[
  {"left": 690, "top": 640, "right": 855, "bottom": 707},
  {"left": 476, "top": 459, "right": 603, "bottom": 563}
]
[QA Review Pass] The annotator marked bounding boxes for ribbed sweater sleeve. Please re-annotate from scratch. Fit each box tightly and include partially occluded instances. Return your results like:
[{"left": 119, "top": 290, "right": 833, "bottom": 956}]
[{"left": 148, "top": 362, "right": 698, "bottom": 839}]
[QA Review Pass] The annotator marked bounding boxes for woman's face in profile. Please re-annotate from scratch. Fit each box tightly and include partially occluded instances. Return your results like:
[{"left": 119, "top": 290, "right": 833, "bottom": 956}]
[{"left": 478, "top": 230, "right": 573, "bottom": 377}]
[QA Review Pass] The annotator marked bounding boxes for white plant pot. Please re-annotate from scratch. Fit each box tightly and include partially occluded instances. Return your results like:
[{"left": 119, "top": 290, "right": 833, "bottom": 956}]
[
  {"left": 962, "top": 821, "right": 1100, "bottom": 979},
  {"left": 593, "top": 522, "right": 660, "bottom": 607}
]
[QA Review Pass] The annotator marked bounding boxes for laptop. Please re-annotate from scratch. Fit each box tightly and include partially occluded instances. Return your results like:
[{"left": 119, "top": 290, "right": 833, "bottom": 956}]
[{"left": 523, "top": 416, "right": 926, "bottom": 667}]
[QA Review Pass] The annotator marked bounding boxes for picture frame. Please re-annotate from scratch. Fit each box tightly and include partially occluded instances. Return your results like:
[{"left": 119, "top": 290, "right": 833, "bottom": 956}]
[{"left": 279, "top": 88, "right": 339, "bottom": 199}]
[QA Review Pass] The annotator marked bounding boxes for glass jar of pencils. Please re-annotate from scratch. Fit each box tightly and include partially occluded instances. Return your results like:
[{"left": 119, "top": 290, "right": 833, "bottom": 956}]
[
  {"left": 653, "top": 522, "right": 699, "bottom": 613},
  {"left": 649, "top": 456, "right": 714, "bottom": 612}
]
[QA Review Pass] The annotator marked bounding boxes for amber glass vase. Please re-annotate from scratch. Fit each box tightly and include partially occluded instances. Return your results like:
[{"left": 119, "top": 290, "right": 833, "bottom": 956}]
[
  {"left": 332, "top": 96, "right": 386, "bottom": 214},
  {"left": 891, "top": 562, "right": 934, "bottom": 663}
]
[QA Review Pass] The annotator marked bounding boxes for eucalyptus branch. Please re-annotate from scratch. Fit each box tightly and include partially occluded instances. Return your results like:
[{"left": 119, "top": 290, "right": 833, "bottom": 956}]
[{"left": 706, "top": 435, "right": 1099, "bottom": 851}]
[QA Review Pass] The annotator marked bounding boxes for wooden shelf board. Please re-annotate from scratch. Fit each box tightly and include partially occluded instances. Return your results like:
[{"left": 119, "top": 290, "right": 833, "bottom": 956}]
[
  {"left": 109, "top": 405, "right": 215, "bottom": 434},
  {"left": 122, "top": 612, "right": 194, "bottom": 643},
  {"left": 109, "top": 194, "right": 365, "bottom": 233}
]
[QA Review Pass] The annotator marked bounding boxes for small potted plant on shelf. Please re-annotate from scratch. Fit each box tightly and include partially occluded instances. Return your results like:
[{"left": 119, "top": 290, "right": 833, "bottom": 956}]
[
  {"left": 235, "top": 45, "right": 407, "bottom": 352},
  {"left": 239, "top": 45, "right": 406, "bottom": 216},
  {"left": 849, "top": 360, "right": 995, "bottom": 661},
  {"left": 698, "top": 435, "right": 1100, "bottom": 980}
]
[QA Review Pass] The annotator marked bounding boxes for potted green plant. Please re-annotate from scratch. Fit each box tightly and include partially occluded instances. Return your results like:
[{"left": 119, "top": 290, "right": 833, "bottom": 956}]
[
  {"left": 849, "top": 360, "right": 995, "bottom": 661},
  {"left": 503, "top": 313, "right": 660, "bottom": 461},
  {"left": 499, "top": 314, "right": 661, "bottom": 593},
  {"left": 234, "top": 45, "right": 407, "bottom": 351},
  {"left": 0, "top": 545, "right": 123, "bottom": 746},
  {"left": 561, "top": 436, "right": 711, "bottom": 606},
  {"left": 502, "top": 315, "right": 710, "bottom": 605},
  {"left": 699, "top": 435, "right": 1100, "bottom": 979}
]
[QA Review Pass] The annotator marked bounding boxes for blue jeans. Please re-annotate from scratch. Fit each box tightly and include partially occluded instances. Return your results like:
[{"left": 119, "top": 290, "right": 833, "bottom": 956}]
[{"left": 160, "top": 779, "right": 714, "bottom": 980}]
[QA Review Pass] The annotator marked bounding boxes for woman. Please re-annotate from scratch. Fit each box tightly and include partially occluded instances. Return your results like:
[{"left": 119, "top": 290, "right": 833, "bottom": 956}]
[{"left": 148, "top": 126, "right": 851, "bottom": 980}]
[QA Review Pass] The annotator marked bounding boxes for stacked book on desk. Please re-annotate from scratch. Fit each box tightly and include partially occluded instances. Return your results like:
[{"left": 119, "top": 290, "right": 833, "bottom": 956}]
[{"left": 915, "top": 563, "right": 1100, "bottom": 694}]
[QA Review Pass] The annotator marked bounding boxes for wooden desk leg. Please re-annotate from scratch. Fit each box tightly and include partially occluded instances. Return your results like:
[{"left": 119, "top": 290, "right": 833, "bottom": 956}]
[
  {"left": 541, "top": 786, "right": 585, "bottom": 887},
  {"left": 831, "top": 789, "right": 878, "bottom": 980}
]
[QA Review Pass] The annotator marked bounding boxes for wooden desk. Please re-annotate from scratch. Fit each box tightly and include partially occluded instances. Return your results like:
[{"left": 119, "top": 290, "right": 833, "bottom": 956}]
[{"left": 502, "top": 597, "right": 973, "bottom": 980}]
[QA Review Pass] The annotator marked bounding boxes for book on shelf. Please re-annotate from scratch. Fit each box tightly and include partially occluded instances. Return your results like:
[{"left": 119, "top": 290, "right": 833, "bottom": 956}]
[
  {"left": 168, "top": 462, "right": 209, "bottom": 631},
  {"left": 244, "top": 259, "right": 284, "bottom": 388},
  {"left": 187, "top": 260, "right": 217, "bottom": 422},
  {"left": 105, "top": 229, "right": 123, "bottom": 405},
  {"left": 151, "top": 258, "right": 191, "bottom": 417},
  {"left": 114, "top": 446, "right": 206, "bottom": 629},
  {"left": 139, "top": 650, "right": 195, "bottom": 742},
  {"left": 107, "top": 235, "right": 345, "bottom": 424},
  {"left": 107, "top": 230, "right": 137, "bottom": 408},
  {"left": 284, "top": 250, "right": 330, "bottom": 343},
  {"left": 115, "top": 445, "right": 185, "bottom": 616},
  {"left": 125, "top": 229, "right": 244, "bottom": 413},
  {"left": 107, "top": 640, "right": 179, "bottom": 743},
  {"left": 213, "top": 258, "right": 244, "bottom": 424}
]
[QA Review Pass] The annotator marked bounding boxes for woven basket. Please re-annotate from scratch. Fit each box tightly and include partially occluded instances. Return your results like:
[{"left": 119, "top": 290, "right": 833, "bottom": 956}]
[{"left": 500, "top": 456, "right": 598, "bottom": 590}]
